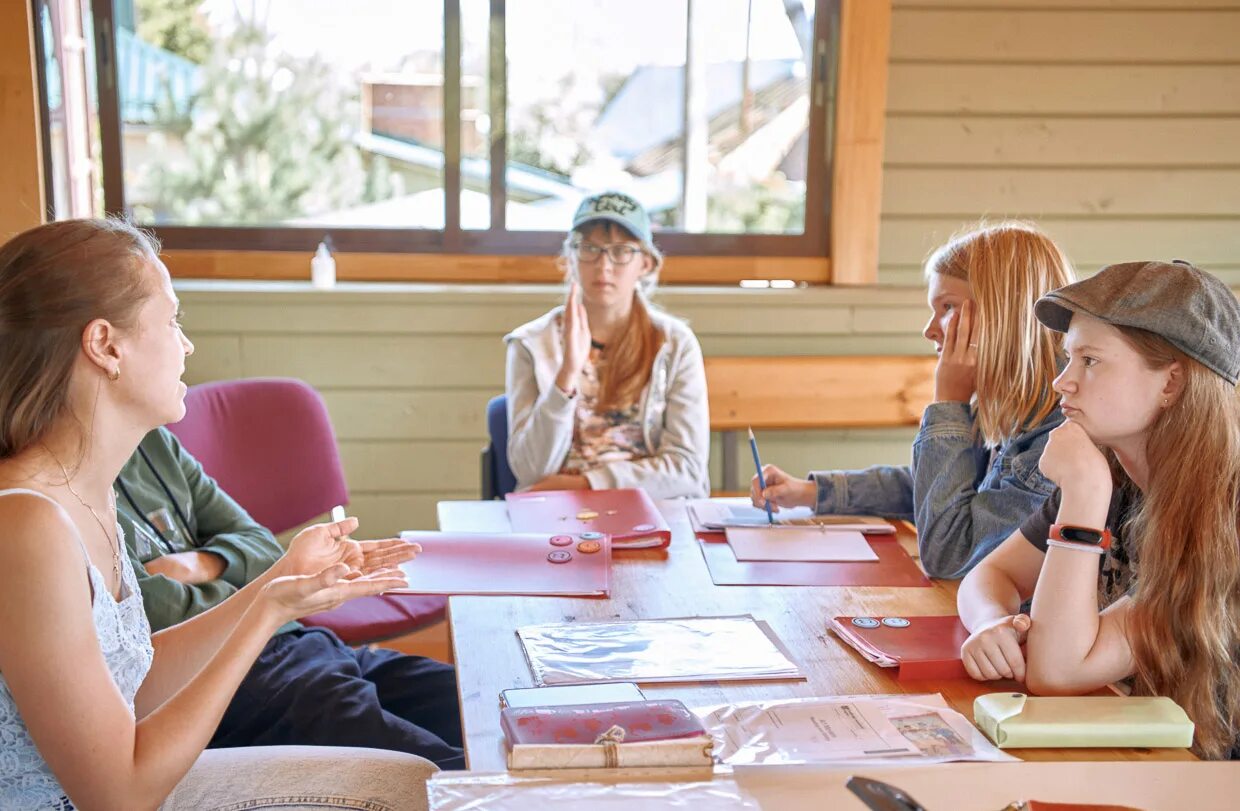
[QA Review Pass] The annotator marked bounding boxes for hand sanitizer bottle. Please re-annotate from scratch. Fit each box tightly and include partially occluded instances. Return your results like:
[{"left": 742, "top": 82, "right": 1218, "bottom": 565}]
[{"left": 311, "top": 238, "right": 336, "bottom": 289}]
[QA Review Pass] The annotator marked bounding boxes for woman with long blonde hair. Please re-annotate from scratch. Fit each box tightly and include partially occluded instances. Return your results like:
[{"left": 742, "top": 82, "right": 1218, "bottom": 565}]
[
  {"left": 504, "top": 191, "right": 709, "bottom": 498},
  {"left": 958, "top": 259, "right": 1240, "bottom": 759},
  {"left": 752, "top": 223, "right": 1075, "bottom": 578}
]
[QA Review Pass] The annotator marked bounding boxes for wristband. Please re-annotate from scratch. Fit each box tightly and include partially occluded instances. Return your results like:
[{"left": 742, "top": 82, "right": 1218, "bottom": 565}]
[
  {"left": 1047, "top": 538, "right": 1106, "bottom": 555},
  {"left": 1049, "top": 523, "right": 1112, "bottom": 551}
]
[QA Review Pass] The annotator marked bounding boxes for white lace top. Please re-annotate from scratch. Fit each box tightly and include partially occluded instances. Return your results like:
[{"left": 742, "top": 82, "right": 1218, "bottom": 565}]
[{"left": 0, "top": 489, "right": 154, "bottom": 810}]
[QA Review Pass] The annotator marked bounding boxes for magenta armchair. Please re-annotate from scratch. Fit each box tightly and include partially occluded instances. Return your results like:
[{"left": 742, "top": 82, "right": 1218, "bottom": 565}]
[{"left": 168, "top": 377, "right": 446, "bottom": 644}]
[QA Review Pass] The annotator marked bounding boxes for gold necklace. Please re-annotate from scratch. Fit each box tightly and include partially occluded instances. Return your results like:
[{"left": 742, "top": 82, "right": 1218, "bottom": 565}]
[{"left": 49, "top": 453, "right": 121, "bottom": 586}]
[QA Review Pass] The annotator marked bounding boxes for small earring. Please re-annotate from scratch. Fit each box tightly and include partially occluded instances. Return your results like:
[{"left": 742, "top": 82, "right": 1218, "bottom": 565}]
[
  {"left": 1162, "top": 398, "right": 1169, "bottom": 407},
  {"left": 108, "top": 367, "right": 120, "bottom": 381}
]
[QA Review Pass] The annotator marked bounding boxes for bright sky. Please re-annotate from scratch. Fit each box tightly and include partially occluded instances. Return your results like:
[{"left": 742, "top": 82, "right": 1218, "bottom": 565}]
[{"left": 197, "top": 0, "right": 812, "bottom": 75}]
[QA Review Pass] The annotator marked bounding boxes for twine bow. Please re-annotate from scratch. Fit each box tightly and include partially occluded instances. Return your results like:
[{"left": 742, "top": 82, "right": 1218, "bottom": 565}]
[{"left": 593, "top": 724, "right": 627, "bottom": 768}]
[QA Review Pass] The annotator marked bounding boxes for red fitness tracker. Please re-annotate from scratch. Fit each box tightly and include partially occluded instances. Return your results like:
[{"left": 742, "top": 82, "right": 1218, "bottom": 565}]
[{"left": 1050, "top": 523, "right": 1112, "bottom": 551}]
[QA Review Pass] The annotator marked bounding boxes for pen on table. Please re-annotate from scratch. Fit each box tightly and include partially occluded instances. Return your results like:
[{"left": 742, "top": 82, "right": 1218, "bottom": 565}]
[{"left": 748, "top": 426, "right": 775, "bottom": 525}]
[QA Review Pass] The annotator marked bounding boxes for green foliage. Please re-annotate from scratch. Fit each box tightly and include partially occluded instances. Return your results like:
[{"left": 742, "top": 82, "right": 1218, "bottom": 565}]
[
  {"left": 144, "top": 15, "right": 378, "bottom": 225},
  {"left": 136, "top": 0, "right": 211, "bottom": 64},
  {"left": 706, "top": 176, "right": 806, "bottom": 234}
]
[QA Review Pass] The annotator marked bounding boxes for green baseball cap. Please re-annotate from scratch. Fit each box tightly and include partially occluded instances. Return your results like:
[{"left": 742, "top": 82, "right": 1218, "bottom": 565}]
[{"left": 571, "top": 191, "right": 653, "bottom": 246}]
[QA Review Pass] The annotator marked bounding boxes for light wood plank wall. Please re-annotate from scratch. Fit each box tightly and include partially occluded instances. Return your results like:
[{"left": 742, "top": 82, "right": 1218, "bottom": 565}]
[
  {"left": 880, "top": 0, "right": 1240, "bottom": 286},
  {"left": 176, "top": 0, "right": 1240, "bottom": 536},
  {"left": 177, "top": 283, "right": 932, "bottom": 536},
  {"left": 0, "top": 1, "right": 44, "bottom": 236}
]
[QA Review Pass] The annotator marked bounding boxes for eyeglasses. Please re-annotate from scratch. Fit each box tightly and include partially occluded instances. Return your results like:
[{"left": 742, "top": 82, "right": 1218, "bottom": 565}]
[{"left": 573, "top": 241, "right": 643, "bottom": 265}]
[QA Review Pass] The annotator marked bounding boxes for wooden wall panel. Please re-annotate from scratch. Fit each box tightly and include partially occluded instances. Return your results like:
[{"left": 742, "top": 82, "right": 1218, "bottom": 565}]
[
  {"left": 830, "top": 0, "right": 893, "bottom": 285},
  {"left": 878, "top": 1, "right": 1240, "bottom": 284},
  {"left": 890, "top": 9, "right": 1240, "bottom": 61},
  {"left": 164, "top": 251, "right": 831, "bottom": 285},
  {"left": 0, "top": 1, "right": 44, "bottom": 237}
]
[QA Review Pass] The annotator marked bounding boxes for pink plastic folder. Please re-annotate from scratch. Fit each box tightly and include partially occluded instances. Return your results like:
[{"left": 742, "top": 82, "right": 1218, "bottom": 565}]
[
  {"left": 696, "top": 532, "right": 930, "bottom": 588},
  {"left": 506, "top": 489, "right": 671, "bottom": 550},
  {"left": 393, "top": 531, "right": 611, "bottom": 597}
]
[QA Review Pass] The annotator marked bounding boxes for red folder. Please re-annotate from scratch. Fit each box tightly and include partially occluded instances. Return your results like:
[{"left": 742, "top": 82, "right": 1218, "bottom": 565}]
[
  {"left": 393, "top": 531, "right": 610, "bottom": 597},
  {"left": 829, "top": 615, "right": 969, "bottom": 680},
  {"left": 501, "top": 700, "right": 707, "bottom": 747},
  {"left": 507, "top": 489, "right": 672, "bottom": 550},
  {"left": 696, "top": 533, "right": 930, "bottom": 588}
]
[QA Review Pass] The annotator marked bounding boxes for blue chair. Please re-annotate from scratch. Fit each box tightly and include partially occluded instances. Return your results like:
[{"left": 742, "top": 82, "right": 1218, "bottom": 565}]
[{"left": 481, "top": 394, "right": 517, "bottom": 499}]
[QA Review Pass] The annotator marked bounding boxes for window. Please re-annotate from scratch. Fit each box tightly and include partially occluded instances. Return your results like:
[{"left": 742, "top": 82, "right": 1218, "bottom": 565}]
[{"left": 38, "top": 0, "right": 835, "bottom": 262}]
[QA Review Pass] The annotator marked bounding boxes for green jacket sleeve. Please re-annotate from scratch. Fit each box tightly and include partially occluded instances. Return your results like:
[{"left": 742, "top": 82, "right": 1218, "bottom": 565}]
[
  {"left": 127, "top": 543, "right": 241, "bottom": 632},
  {"left": 171, "top": 436, "right": 284, "bottom": 590},
  {"left": 119, "top": 429, "right": 287, "bottom": 632}
]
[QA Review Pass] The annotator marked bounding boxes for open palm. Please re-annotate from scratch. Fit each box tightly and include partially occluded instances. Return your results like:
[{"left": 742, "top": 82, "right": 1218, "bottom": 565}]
[
  {"left": 279, "top": 517, "right": 421, "bottom": 580},
  {"left": 264, "top": 563, "right": 410, "bottom": 621}
]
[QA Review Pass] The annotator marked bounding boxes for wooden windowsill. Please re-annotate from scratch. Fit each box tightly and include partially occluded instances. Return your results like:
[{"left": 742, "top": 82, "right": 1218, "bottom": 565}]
[{"left": 163, "top": 250, "right": 833, "bottom": 285}]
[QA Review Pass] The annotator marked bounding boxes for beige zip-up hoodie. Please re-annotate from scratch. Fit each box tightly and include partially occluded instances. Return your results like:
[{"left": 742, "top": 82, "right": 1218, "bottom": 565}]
[{"left": 503, "top": 304, "right": 710, "bottom": 498}]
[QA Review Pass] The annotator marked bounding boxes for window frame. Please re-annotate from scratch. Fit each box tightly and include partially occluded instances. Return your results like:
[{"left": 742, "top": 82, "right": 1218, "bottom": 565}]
[
  {"left": 23, "top": 1, "right": 891, "bottom": 284},
  {"left": 77, "top": 0, "right": 837, "bottom": 260}
]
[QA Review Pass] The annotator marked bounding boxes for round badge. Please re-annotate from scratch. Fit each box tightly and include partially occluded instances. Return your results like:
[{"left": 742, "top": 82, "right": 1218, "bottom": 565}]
[
  {"left": 576, "top": 510, "right": 599, "bottom": 520},
  {"left": 579, "top": 531, "right": 604, "bottom": 540},
  {"left": 549, "top": 535, "right": 573, "bottom": 547},
  {"left": 632, "top": 523, "right": 656, "bottom": 532},
  {"left": 576, "top": 540, "right": 602, "bottom": 554},
  {"left": 851, "top": 617, "right": 880, "bottom": 628},
  {"left": 881, "top": 617, "right": 910, "bottom": 628},
  {"left": 547, "top": 550, "right": 572, "bottom": 564}
]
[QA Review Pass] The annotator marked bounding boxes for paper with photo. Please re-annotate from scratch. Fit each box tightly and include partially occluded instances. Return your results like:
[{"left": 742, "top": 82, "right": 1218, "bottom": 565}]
[
  {"left": 516, "top": 615, "right": 805, "bottom": 686},
  {"left": 725, "top": 527, "right": 878, "bottom": 562},
  {"left": 694, "top": 693, "right": 1016, "bottom": 766}
]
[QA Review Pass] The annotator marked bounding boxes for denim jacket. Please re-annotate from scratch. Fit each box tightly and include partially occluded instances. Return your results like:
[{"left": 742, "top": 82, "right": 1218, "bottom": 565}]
[{"left": 810, "top": 401, "right": 1062, "bottom": 579}]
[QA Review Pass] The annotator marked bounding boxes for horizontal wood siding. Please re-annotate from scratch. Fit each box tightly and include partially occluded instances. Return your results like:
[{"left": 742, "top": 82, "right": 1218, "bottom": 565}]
[
  {"left": 880, "top": 1, "right": 1240, "bottom": 286},
  {"left": 176, "top": 284, "right": 937, "bottom": 536}
]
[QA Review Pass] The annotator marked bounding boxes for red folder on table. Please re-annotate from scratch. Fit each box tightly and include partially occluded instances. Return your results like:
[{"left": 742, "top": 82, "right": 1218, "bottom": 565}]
[
  {"left": 506, "top": 489, "right": 671, "bottom": 550},
  {"left": 501, "top": 699, "right": 714, "bottom": 769},
  {"left": 393, "top": 531, "right": 610, "bottom": 596},
  {"left": 501, "top": 700, "right": 707, "bottom": 746},
  {"left": 829, "top": 615, "right": 969, "bottom": 680}
]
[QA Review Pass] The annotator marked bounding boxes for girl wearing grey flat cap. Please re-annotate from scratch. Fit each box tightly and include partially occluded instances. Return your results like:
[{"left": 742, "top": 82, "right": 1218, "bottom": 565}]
[{"left": 959, "top": 260, "right": 1240, "bottom": 760}]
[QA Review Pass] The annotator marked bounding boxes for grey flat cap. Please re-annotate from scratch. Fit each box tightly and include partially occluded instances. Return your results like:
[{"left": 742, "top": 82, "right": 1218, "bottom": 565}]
[{"left": 1034, "top": 260, "right": 1240, "bottom": 385}]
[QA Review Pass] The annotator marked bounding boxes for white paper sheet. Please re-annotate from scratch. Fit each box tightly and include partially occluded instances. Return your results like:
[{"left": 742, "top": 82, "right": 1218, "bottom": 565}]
[
  {"left": 724, "top": 527, "right": 879, "bottom": 562},
  {"left": 695, "top": 694, "right": 1017, "bottom": 767},
  {"left": 516, "top": 615, "right": 805, "bottom": 686},
  {"left": 687, "top": 499, "right": 894, "bottom": 534}
]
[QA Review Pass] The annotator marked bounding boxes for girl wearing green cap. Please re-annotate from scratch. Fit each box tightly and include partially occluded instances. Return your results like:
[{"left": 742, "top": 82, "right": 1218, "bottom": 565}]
[
  {"left": 958, "top": 260, "right": 1240, "bottom": 759},
  {"left": 503, "top": 192, "right": 710, "bottom": 498}
]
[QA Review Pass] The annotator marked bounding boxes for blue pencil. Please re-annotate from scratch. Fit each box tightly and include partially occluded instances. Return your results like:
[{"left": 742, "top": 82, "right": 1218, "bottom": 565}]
[{"left": 748, "top": 427, "right": 775, "bottom": 524}]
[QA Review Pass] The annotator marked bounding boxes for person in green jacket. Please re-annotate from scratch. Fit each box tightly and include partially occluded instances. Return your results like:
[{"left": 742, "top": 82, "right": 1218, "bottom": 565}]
[{"left": 116, "top": 427, "right": 465, "bottom": 768}]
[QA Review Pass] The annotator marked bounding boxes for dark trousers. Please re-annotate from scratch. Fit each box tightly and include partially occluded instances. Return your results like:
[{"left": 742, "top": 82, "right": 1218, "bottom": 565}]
[{"left": 210, "top": 627, "right": 465, "bottom": 770}]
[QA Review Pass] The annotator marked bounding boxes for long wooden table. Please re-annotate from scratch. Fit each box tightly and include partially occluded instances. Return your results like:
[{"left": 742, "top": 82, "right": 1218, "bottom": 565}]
[
  {"left": 437, "top": 499, "right": 1194, "bottom": 771},
  {"left": 428, "top": 761, "right": 1235, "bottom": 811}
]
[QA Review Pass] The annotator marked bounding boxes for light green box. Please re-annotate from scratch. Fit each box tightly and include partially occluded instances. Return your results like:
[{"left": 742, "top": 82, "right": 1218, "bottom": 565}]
[{"left": 974, "top": 692, "right": 1194, "bottom": 749}]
